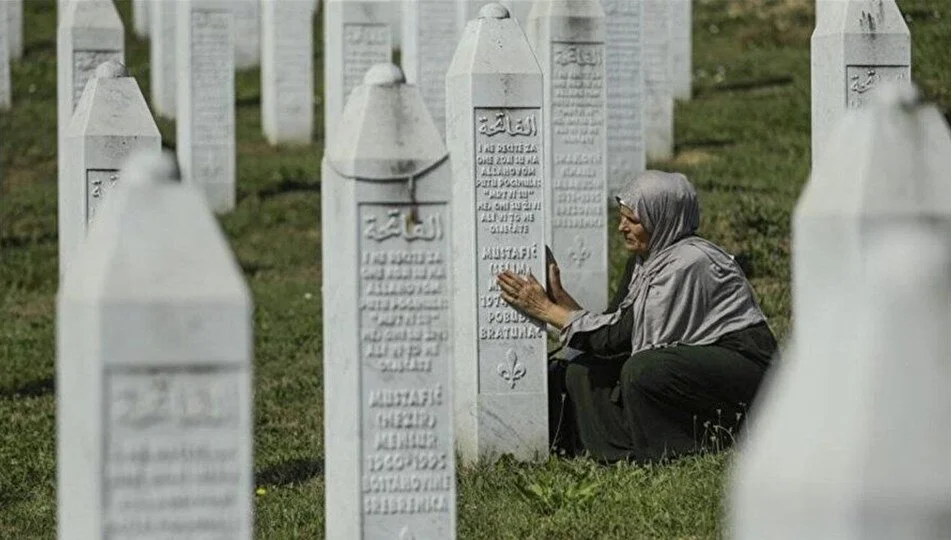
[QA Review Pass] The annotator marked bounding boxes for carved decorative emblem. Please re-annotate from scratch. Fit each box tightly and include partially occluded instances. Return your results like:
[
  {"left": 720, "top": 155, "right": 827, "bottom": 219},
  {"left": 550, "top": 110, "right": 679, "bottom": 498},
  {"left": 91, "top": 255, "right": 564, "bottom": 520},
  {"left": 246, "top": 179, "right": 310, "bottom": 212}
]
[
  {"left": 398, "top": 526, "right": 415, "bottom": 540},
  {"left": 498, "top": 349, "right": 527, "bottom": 389},
  {"left": 568, "top": 236, "right": 591, "bottom": 267}
]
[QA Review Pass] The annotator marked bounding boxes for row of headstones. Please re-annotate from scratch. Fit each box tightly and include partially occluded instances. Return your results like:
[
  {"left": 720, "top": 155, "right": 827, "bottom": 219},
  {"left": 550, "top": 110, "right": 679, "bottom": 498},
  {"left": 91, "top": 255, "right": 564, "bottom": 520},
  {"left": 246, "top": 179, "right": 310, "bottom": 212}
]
[{"left": 326, "top": 0, "right": 693, "bottom": 199}]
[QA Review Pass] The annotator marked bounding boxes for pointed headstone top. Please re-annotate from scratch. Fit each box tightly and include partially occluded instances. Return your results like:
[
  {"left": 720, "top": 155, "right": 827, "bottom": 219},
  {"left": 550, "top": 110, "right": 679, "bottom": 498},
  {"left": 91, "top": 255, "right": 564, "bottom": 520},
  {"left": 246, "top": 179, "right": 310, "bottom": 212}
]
[
  {"left": 94, "top": 59, "right": 128, "bottom": 78},
  {"left": 363, "top": 63, "right": 406, "bottom": 86},
  {"left": 479, "top": 3, "right": 510, "bottom": 19}
]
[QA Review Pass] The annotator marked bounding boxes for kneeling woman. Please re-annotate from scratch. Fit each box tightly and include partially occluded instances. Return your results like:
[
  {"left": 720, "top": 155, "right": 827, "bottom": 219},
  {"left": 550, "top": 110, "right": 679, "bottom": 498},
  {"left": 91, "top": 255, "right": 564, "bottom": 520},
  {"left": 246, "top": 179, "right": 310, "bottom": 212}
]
[{"left": 496, "top": 171, "right": 777, "bottom": 463}]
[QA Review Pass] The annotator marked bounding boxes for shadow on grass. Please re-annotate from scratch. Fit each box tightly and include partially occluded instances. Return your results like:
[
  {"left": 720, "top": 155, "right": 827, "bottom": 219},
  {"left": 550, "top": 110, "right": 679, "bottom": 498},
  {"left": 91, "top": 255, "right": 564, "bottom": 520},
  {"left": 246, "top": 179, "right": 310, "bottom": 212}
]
[
  {"left": 255, "top": 179, "right": 321, "bottom": 201},
  {"left": 237, "top": 94, "right": 262, "bottom": 109},
  {"left": 0, "top": 377, "right": 54, "bottom": 399},
  {"left": 0, "top": 233, "right": 57, "bottom": 249},
  {"left": 255, "top": 457, "right": 324, "bottom": 487},
  {"left": 696, "top": 75, "right": 795, "bottom": 97},
  {"left": 23, "top": 39, "right": 54, "bottom": 56}
]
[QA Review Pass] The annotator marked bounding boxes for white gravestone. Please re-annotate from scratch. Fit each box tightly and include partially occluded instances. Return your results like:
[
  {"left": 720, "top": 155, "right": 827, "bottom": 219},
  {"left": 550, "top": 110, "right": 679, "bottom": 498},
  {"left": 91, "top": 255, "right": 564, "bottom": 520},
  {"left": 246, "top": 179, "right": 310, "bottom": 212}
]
[
  {"left": 446, "top": 3, "right": 548, "bottom": 463},
  {"left": 57, "top": 150, "right": 254, "bottom": 540},
  {"left": 60, "top": 61, "right": 161, "bottom": 279},
  {"left": 322, "top": 64, "right": 457, "bottom": 540},
  {"left": 176, "top": 0, "right": 236, "bottom": 213},
  {"left": 323, "top": 0, "right": 393, "bottom": 146},
  {"left": 642, "top": 0, "right": 673, "bottom": 160},
  {"left": 603, "top": 0, "right": 645, "bottom": 196},
  {"left": 0, "top": 1, "right": 9, "bottom": 110},
  {"left": 810, "top": 0, "right": 909, "bottom": 166},
  {"left": 133, "top": 0, "right": 150, "bottom": 38},
  {"left": 670, "top": 0, "right": 691, "bottom": 101},
  {"left": 57, "top": 0, "right": 125, "bottom": 224},
  {"left": 730, "top": 84, "right": 951, "bottom": 539},
  {"left": 6, "top": 0, "right": 22, "bottom": 60},
  {"left": 261, "top": 0, "right": 314, "bottom": 145},
  {"left": 150, "top": 0, "right": 176, "bottom": 119},
  {"left": 233, "top": 0, "right": 260, "bottom": 69},
  {"left": 401, "top": 0, "right": 459, "bottom": 137},
  {"left": 527, "top": 0, "right": 608, "bottom": 312}
]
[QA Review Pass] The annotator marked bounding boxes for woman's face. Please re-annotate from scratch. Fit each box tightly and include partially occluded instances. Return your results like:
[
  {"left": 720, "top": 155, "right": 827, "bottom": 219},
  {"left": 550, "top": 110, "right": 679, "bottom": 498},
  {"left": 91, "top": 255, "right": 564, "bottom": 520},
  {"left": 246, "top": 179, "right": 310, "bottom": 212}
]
[{"left": 618, "top": 205, "right": 650, "bottom": 255}]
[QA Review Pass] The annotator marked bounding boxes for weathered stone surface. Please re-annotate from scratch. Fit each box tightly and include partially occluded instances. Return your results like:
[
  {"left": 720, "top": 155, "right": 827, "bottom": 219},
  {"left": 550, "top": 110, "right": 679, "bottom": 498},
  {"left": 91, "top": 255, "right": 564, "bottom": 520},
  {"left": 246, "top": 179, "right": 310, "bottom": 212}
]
[
  {"left": 322, "top": 63, "right": 457, "bottom": 540},
  {"left": 176, "top": 0, "right": 236, "bottom": 213},
  {"left": 323, "top": 0, "right": 394, "bottom": 146},
  {"left": 527, "top": 0, "right": 607, "bottom": 311},
  {"left": 401, "top": 0, "right": 459, "bottom": 136},
  {"left": 670, "top": 0, "right": 691, "bottom": 101},
  {"left": 730, "top": 84, "right": 951, "bottom": 539},
  {"left": 57, "top": 0, "right": 125, "bottom": 233},
  {"left": 500, "top": 0, "right": 532, "bottom": 25},
  {"left": 232, "top": 0, "right": 260, "bottom": 69},
  {"left": 446, "top": 3, "right": 548, "bottom": 463},
  {"left": 150, "top": 0, "right": 177, "bottom": 118},
  {"left": 60, "top": 60, "right": 161, "bottom": 278},
  {"left": 810, "top": 0, "right": 909, "bottom": 166},
  {"left": 642, "top": 0, "right": 673, "bottom": 160},
  {"left": 57, "top": 150, "right": 254, "bottom": 540},
  {"left": 603, "top": 0, "right": 645, "bottom": 195},
  {"left": 261, "top": 0, "right": 314, "bottom": 144}
]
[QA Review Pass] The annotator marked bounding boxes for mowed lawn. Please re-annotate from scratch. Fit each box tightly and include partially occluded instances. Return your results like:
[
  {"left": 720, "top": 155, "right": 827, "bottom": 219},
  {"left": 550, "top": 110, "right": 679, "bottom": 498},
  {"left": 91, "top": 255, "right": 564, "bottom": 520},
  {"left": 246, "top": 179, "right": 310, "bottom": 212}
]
[{"left": 0, "top": 0, "right": 948, "bottom": 538}]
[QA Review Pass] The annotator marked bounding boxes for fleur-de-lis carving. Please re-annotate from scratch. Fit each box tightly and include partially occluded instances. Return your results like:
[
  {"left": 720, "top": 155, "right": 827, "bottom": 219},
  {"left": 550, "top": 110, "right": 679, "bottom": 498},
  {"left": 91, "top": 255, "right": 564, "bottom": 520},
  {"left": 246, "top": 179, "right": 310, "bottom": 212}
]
[
  {"left": 497, "top": 349, "right": 526, "bottom": 389},
  {"left": 568, "top": 236, "right": 591, "bottom": 267},
  {"left": 398, "top": 526, "right": 416, "bottom": 540}
]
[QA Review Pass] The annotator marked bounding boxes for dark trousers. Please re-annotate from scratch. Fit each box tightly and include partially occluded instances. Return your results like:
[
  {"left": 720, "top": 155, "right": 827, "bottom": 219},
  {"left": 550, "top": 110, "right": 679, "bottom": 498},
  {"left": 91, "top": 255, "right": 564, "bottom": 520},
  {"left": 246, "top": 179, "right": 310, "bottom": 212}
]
[{"left": 549, "top": 344, "right": 767, "bottom": 463}]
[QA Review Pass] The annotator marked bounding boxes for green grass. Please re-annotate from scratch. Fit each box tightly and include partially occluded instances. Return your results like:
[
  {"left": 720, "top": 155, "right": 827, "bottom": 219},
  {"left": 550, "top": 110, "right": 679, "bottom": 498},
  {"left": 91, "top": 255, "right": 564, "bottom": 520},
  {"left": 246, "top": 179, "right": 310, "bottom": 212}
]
[{"left": 0, "top": 0, "right": 948, "bottom": 538}]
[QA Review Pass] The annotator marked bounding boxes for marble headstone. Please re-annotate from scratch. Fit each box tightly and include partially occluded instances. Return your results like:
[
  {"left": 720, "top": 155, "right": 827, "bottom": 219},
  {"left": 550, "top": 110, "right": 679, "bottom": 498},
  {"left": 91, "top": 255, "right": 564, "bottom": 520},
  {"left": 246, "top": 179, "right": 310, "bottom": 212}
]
[
  {"left": 810, "top": 0, "right": 909, "bottom": 166},
  {"left": 261, "top": 0, "right": 314, "bottom": 145},
  {"left": 446, "top": 3, "right": 548, "bottom": 463},
  {"left": 0, "top": 1, "right": 9, "bottom": 110},
  {"left": 150, "top": 0, "right": 177, "bottom": 119},
  {"left": 322, "top": 63, "right": 457, "bottom": 540},
  {"left": 527, "top": 0, "right": 607, "bottom": 311},
  {"left": 603, "top": 0, "right": 645, "bottom": 195},
  {"left": 401, "top": 0, "right": 459, "bottom": 136},
  {"left": 133, "top": 0, "right": 150, "bottom": 38},
  {"left": 642, "top": 0, "right": 673, "bottom": 161},
  {"left": 233, "top": 0, "right": 260, "bottom": 69},
  {"left": 57, "top": 150, "right": 254, "bottom": 540},
  {"left": 60, "top": 61, "right": 161, "bottom": 279},
  {"left": 671, "top": 0, "right": 691, "bottom": 101},
  {"left": 323, "top": 0, "right": 394, "bottom": 146},
  {"left": 6, "top": 0, "right": 21, "bottom": 60},
  {"left": 57, "top": 0, "right": 125, "bottom": 222},
  {"left": 730, "top": 84, "right": 951, "bottom": 539},
  {"left": 176, "top": 0, "right": 236, "bottom": 213}
]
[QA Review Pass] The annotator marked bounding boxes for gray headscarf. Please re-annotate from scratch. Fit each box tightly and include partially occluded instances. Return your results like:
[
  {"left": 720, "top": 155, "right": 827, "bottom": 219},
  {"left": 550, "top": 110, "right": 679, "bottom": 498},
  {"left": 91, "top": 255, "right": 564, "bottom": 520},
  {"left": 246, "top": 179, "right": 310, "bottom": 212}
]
[{"left": 562, "top": 170, "right": 767, "bottom": 355}]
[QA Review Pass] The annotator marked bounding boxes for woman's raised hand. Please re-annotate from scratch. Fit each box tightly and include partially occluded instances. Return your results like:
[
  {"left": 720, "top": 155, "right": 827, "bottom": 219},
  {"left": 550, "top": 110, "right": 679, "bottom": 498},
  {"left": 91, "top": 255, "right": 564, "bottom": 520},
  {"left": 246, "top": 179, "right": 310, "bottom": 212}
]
[{"left": 496, "top": 270, "right": 572, "bottom": 330}]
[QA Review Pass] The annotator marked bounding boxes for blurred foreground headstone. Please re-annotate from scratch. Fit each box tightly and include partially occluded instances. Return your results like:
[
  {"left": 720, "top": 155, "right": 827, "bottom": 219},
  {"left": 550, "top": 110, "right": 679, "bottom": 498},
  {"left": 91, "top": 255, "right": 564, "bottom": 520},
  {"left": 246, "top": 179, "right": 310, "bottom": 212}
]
[
  {"left": 446, "top": 3, "right": 548, "bottom": 463},
  {"left": 321, "top": 63, "right": 457, "bottom": 540},
  {"left": 527, "top": 0, "right": 608, "bottom": 312},
  {"left": 57, "top": 150, "right": 254, "bottom": 540},
  {"left": 59, "top": 61, "right": 161, "bottom": 279},
  {"left": 810, "top": 0, "right": 909, "bottom": 166},
  {"left": 729, "top": 83, "right": 951, "bottom": 539}
]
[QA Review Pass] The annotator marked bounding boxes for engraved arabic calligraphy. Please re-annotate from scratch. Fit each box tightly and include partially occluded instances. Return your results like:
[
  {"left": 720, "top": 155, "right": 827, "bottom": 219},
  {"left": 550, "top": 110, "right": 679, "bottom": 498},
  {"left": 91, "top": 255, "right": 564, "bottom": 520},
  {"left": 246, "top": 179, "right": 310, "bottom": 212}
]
[
  {"left": 363, "top": 209, "right": 444, "bottom": 242},
  {"left": 477, "top": 112, "right": 538, "bottom": 137}
]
